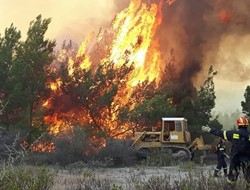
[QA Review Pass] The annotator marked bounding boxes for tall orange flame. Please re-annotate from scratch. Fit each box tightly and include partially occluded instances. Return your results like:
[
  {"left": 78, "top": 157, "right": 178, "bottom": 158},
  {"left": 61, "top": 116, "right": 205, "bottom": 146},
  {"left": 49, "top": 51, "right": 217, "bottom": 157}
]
[
  {"left": 36, "top": 0, "right": 168, "bottom": 152},
  {"left": 108, "top": 0, "right": 163, "bottom": 86}
]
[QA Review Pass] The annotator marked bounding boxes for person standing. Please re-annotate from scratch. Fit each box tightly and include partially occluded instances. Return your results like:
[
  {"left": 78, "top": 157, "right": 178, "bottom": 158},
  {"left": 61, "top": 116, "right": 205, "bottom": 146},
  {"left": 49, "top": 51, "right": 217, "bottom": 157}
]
[
  {"left": 202, "top": 116, "right": 250, "bottom": 182},
  {"left": 213, "top": 138, "right": 228, "bottom": 177}
]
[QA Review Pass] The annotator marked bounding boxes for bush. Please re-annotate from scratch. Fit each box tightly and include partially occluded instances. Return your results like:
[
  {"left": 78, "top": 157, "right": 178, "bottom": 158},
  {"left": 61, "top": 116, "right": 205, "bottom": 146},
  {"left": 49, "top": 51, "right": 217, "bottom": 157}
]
[
  {"left": 96, "top": 139, "right": 138, "bottom": 167},
  {"left": 0, "top": 128, "right": 26, "bottom": 163},
  {"left": 0, "top": 164, "right": 55, "bottom": 190},
  {"left": 138, "top": 170, "right": 249, "bottom": 190},
  {"left": 55, "top": 166, "right": 250, "bottom": 190},
  {"left": 140, "top": 148, "right": 174, "bottom": 166},
  {"left": 27, "top": 127, "right": 91, "bottom": 166},
  {"left": 63, "top": 172, "right": 117, "bottom": 190}
]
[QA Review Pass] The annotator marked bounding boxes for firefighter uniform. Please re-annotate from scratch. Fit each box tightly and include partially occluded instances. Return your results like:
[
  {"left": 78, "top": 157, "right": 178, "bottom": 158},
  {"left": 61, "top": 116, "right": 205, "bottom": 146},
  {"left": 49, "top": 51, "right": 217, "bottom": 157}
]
[
  {"left": 214, "top": 139, "right": 228, "bottom": 177},
  {"left": 202, "top": 116, "right": 250, "bottom": 182}
]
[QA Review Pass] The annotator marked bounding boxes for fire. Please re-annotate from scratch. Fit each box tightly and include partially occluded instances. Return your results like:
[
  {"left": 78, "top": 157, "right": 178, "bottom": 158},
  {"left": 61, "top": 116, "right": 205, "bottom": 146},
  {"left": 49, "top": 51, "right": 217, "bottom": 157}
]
[
  {"left": 219, "top": 10, "right": 232, "bottom": 24},
  {"left": 44, "top": 114, "right": 70, "bottom": 135},
  {"left": 110, "top": 0, "right": 163, "bottom": 86},
  {"left": 33, "top": 0, "right": 169, "bottom": 152},
  {"left": 30, "top": 141, "right": 55, "bottom": 153}
]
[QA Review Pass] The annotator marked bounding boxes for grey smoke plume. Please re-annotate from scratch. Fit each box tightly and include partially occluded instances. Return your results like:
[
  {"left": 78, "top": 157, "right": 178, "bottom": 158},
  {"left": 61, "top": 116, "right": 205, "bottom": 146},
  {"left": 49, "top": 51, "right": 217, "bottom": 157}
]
[{"left": 158, "top": 0, "right": 250, "bottom": 85}]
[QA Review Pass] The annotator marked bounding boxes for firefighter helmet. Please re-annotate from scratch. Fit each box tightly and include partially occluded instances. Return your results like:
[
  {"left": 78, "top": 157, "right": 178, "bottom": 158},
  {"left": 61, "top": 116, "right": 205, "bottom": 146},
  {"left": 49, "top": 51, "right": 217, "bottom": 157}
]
[{"left": 236, "top": 117, "right": 249, "bottom": 127}]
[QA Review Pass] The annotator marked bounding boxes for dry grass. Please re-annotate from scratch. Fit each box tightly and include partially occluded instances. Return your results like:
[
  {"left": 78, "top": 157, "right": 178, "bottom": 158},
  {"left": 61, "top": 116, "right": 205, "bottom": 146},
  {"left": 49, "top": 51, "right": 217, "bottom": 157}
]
[
  {"left": 51, "top": 165, "right": 250, "bottom": 190},
  {"left": 1, "top": 162, "right": 249, "bottom": 190}
]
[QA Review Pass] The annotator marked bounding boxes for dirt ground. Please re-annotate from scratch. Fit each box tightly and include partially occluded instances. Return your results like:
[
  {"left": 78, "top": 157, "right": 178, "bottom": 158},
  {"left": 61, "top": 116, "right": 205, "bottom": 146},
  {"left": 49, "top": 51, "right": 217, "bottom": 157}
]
[{"left": 52, "top": 164, "right": 217, "bottom": 190}]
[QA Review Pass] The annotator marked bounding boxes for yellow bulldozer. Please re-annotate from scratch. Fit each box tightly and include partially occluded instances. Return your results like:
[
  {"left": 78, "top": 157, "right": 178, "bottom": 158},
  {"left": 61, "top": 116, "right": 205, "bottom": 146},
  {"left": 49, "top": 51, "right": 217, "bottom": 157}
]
[{"left": 131, "top": 117, "right": 211, "bottom": 161}]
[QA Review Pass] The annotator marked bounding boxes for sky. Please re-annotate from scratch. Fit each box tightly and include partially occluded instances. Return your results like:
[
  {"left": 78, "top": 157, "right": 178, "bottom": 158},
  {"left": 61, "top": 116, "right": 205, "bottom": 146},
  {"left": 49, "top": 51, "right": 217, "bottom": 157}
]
[
  {"left": 0, "top": 0, "right": 249, "bottom": 114},
  {"left": 0, "top": 0, "right": 121, "bottom": 43}
]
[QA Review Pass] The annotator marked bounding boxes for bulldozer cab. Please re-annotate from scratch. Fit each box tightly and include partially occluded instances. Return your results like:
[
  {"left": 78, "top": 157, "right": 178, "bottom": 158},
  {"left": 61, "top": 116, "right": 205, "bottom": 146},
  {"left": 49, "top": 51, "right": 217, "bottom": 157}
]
[
  {"left": 161, "top": 117, "right": 191, "bottom": 144},
  {"left": 131, "top": 117, "right": 211, "bottom": 161},
  {"left": 132, "top": 117, "right": 191, "bottom": 148}
]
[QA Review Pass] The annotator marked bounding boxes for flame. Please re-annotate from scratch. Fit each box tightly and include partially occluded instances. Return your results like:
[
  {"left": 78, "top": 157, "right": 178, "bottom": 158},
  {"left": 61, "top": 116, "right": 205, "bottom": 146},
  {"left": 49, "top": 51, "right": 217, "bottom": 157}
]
[
  {"left": 219, "top": 10, "right": 232, "bottom": 24},
  {"left": 44, "top": 114, "right": 67, "bottom": 135},
  {"left": 109, "top": 0, "right": 163, "bottom": 86},
  {"left": 30, "top": 141, "right": 55, "bottom": 153},
  {"left": 42, "top": 100, "right": 49, "bottom": 107},
  {"left": 33, "top": 0, "right": 170, "bottom": 152},
  {"left": 48, "top": 78, "right": 62, "bottom": 92}
]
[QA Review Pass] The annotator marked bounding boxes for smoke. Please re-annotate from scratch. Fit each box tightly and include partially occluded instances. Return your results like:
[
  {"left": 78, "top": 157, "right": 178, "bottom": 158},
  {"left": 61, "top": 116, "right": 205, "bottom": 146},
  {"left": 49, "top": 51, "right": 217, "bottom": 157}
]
[
  {"left": 158, "top": 0, "right": 211, "bottom": 89},
  {"left": 202, "top": 0, "right": 250, "bottom": 82},
  {"left": 1, "top": 0, "right": 249, "bottom": 112},
  {"left": 158, "top": 0, "right": 250, "bottom": 85}
]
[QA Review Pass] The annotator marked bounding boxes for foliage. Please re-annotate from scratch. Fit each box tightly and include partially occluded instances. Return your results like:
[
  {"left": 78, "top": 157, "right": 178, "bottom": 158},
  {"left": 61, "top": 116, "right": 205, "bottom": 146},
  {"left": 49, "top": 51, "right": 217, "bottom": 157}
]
[
  {"left": 141, "top": 148, "right": 174, "bottom": 166},
  {"left": 241, "top": 85, "right": 250, "bottom": 118},
  {"left": 125, "top": 94, "right": 176, "bottom": 129},
  {"left": 27, "top": 126, "right": 91, "bottom": 166},
  {"left": 158, "top": 51, "right": 218, "bottom": 133},
  {"left": 0, "top": 164, "right": 55, "bottom": 190},
  {"left": 0, "top": 15, "right": 55, "bottom": 147},
  {"left": 203, "top": 116, "right": 223, "bottom": 143},
  {"left": 0, "top": 24, "right": 21, "bottom": 128},
  {"left": 62, "top": 172, "right": 115, "bottom": 190},
  {"left": 215, "top": 110, "right": 242, "bottom": 130},
  {"left": 0, "top": 128, "right": 27, "bottom": 164},
  {"left": 56, "top": 165, "right": 249, "bottom": 190},
  {"left": 11, "top": 15, "right": 55, "bottom": 124},
  {"left": 136, "top": 171, "right": 248, "bottom": 190},
  {"left": 97, "top": 139, "right": 138, "bottom": 167},
  {"left": 185, "top": 66, "right": 218, "bottom": 141},
  {"left": 194, "top": 66, "right": 217, "bottom": 125},
  {"left": 0, "top": 16, "right": 222, "bottom": 160},
  {"left": 54, "top": 57, "right": 135, "bottom": 138}
]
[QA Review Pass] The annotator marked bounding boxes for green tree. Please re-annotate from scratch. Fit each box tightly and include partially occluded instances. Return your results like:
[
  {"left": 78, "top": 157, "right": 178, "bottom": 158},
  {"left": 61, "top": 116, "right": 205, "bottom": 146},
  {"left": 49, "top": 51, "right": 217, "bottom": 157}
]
[
  {"left": 215, "top": 110, "right": 241, "bottom": 130},
  {"left": 194, "top": 66, "right": 217, "bottom": 125},
  {"left": 0, "top": 24, "right": 21, "bottom": 128},
  {"left": 10, "top": 15, "right": 55, "bottom": 128},
  {"left": 0, "top": 15, "right": 55, "bottom": 146},
  {"left": 241, "top": 86, "right": 250, "bottom": 117},
  {"left": 185, "top": 66, "right": 220, "bottom": 142},
  {"left": 162, "top": 63, "right": 217, "bottom": 128},
  {"left": 127, "top": 94, "right": 176, "bottom": 130}
]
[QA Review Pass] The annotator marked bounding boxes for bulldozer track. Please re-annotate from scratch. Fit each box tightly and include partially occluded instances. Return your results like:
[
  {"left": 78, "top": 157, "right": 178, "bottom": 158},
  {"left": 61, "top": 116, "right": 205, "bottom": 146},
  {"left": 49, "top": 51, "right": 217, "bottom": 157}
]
[{"left": 137, "top": 145, "right": 192, "bottom": 161}]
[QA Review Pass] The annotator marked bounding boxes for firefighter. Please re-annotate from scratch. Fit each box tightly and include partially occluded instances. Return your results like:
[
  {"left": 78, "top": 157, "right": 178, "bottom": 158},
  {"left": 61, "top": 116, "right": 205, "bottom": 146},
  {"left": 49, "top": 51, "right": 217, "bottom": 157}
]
[
  {"left": 213, "top": 137, "right": 228, "bottom": 177},
  {"left": 202, "top": 116, "right": 250, "bottom": 182}
]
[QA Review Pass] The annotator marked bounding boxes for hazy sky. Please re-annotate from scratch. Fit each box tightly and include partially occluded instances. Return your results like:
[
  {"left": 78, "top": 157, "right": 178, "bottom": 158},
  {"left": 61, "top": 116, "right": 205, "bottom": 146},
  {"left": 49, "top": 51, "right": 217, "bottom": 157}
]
[
  {"left": 0, "top": 0, "right": 120, "bottom": 43},
  {"left": 0, "top": 0, "right": 249, "bottom": 114},
  {"left": 212, "top": 34, "right": 250, "bottom": 114}
]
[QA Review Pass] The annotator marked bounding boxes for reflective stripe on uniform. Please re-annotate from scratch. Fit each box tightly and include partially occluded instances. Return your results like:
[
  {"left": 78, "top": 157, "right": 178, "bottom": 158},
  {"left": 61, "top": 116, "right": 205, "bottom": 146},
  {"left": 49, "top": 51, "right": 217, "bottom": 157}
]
[
  {"left": 219, "top": 148, "right": 225, "bottom": 150},
  {"left": 223, "top": 131, "right": 228, "bottom": 140},
  {"left": 233, "top": 133, "right": 239, "bottom": 139}
]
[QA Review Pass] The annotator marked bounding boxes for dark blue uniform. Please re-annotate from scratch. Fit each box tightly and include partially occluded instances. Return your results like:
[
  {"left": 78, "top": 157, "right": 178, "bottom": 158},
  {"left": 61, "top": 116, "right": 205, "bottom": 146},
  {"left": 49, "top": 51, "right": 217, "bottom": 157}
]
[
  {"left": 214, "top": 139, "right": 227, "bottom": 177},
  {"left": 210, "top": 127, "right": 250, "bottom": 182}
]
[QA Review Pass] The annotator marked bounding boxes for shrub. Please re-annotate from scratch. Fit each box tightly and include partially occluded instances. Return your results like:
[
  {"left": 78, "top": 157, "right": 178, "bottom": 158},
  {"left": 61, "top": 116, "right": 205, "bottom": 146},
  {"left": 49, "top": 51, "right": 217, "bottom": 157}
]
[
  {"left": 137, "top": 170, "right": 249, "bottom": 190},
  {"left": 62, "top": 172, "right": 118, "bottom": 190},
  {"left": 0, "top": 128, "right": 26, "bottom": 164},
  {"left": 141, "top": 148, "right": 175, "bottom": 166},
  {"left": 27, "top": 126, "right": 90, "bottom": 166},
  {"left": 0, "top": 164, "right": 55, "bottom": 190},
  {"left": 96, "top": 139, "right": 138, "bottom": 167}
]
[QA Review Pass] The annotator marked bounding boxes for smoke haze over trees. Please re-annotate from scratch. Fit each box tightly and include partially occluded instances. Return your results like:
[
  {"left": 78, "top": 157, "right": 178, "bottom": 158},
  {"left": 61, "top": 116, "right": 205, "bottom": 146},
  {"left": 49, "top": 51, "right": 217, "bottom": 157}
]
[
  {"left": 1, "top": 0, "right": 249, "bottom": 113},
  {"left": 0, "top": 0, "right": 249, "bottom": 161}
]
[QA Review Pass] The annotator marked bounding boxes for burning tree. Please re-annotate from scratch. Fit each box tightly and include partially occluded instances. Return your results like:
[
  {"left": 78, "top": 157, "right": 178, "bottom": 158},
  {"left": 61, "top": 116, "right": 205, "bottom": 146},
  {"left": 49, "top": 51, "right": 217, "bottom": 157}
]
[
  {"left": 39, "top": 0, "right": 167, "bottom": 146},
  {"left": 0, "top": 0, "right": 220, "bottom": 156}
]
